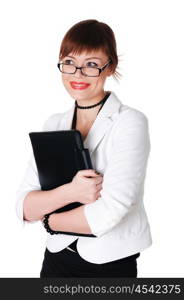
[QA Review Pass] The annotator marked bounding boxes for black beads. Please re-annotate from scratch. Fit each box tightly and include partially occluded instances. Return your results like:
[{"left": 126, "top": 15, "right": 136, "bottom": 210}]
[
  {"left": 75, "top": 92, "right": 110, "bottom": 109},
  {"left": 42, "top": 213, "right": 60, "bottom": 235}
]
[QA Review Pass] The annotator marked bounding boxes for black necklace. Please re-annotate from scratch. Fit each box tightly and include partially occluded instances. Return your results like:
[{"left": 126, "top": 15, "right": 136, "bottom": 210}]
[{"left": 75, "top": 93, "right": 109, "bottom": 109}]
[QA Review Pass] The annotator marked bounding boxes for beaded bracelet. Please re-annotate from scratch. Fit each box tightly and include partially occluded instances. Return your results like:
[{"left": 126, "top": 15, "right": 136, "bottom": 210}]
[{"left": 43, "top": 213, "right": 60, "bottom": 235}]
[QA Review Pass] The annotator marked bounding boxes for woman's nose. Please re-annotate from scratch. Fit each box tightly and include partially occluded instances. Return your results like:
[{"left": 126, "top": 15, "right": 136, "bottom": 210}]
[{"left": 74, "top": 68, "right": 84, "bottom": 78}]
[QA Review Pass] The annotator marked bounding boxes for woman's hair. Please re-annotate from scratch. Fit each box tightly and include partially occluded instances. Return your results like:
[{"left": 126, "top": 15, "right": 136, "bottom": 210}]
[{"left": 59, "top": 19, "right": 121, "bottom": 81}]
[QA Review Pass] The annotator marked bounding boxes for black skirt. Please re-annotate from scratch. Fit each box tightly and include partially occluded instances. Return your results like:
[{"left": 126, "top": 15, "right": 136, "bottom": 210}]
[{"left": 40, "top": 240, "right": 140, "bottom": 278}]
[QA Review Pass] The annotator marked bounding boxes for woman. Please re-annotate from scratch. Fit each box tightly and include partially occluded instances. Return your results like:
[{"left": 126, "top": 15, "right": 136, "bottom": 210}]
[{"left": 16, "top": 19, "right": 152, "bottom": 277}]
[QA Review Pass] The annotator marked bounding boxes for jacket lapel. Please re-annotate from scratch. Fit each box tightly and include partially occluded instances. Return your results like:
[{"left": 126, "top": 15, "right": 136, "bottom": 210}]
[{"left": 59, "top": 92, "right": 123, "bottom": 155}]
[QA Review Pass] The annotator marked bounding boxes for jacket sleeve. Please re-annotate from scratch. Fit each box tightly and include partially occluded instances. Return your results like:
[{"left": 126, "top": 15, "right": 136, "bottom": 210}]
[
  {"left": 83, "top": 109, "right": 151, "bottom": 237},
  {"left": 15, "top": 152, "right": 41, "bottom": 226},
  {"left": 15, "top": 113, "right": 61, "bottom": 226}
]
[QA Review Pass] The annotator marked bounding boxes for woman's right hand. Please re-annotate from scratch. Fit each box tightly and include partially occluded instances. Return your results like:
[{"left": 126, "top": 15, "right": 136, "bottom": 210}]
[{"left": 70, "top": 169, "right": 103, "bottom": 205}]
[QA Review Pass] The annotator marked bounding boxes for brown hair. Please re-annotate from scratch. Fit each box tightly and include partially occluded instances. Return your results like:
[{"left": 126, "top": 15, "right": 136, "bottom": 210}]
[{"left": 58, "top": 19, "right": 121, "bottom": 81}]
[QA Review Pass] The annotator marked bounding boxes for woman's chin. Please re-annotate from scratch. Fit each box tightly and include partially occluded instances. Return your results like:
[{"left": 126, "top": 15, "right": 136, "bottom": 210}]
[{"left": 67, "top": 89, "right": 90, "bottom": 100}]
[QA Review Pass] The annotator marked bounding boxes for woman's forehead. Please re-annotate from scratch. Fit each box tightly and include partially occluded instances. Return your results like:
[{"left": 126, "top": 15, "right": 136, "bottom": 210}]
[{"left": 66, "top": 50, "right": 108, "bottom": 60}]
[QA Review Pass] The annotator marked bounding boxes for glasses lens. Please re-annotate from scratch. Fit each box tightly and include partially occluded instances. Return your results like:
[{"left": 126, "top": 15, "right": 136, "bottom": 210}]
[
  {"left": 82, "top": 67, "right": 99, "bottom": 77},
  {"left": 60, "top": 64, "right": 76, "bottom": 74}
]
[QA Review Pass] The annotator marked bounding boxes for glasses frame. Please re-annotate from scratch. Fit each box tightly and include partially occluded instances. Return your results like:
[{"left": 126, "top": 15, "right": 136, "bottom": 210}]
[{"left": 57, "top": 60, "right": 112, "bottom": 77}]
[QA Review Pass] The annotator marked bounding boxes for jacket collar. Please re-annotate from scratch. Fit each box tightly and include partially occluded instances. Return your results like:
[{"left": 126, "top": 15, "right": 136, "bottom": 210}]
[{"left": 59, "top": 91, "right": 123, "bottom": 155}]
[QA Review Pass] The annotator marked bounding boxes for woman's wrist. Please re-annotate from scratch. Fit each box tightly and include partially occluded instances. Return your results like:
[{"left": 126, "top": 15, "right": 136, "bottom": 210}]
[
  {"left": 58, "top": 182, "right": 75, "bottom": 205},
  {"left": 43, "top": 213, "right": 60, "bottom": 234}
]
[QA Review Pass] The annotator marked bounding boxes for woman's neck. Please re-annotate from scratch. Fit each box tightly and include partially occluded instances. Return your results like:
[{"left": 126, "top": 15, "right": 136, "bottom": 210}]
[{"left": 76, "top": 91, "right": 107, "bottom": 123}]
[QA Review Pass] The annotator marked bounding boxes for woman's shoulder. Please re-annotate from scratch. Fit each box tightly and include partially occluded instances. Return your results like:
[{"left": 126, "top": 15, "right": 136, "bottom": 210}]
[
  {"left": 42, "top": 112, "right": 64, "bottom": 131},
  {"left": 110, "top": 103, "right": 150, "bottom": 146},
  {"left": 116, "top": 102, "right": 149, "bottom": 129},
  {"left": 111, "top": 92, "right": 149, "bottom": 125}
]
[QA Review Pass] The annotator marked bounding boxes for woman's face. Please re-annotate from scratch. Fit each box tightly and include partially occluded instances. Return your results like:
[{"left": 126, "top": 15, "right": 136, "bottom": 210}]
[{"left": 60, "top": 50, "right": 112, "bottom": 101}]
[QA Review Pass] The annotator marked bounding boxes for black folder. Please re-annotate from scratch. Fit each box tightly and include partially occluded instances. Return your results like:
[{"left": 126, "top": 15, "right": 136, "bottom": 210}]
[{"left": 29, "top": 129, "right": 96, "bottom": 237}]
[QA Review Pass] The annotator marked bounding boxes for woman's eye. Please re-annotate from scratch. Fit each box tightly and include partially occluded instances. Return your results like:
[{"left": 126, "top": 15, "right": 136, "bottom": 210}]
[
  {"left": 86, "top": 62, "right": 98, "bottom": 67},
  {"left": 63, "top": 59, "right": 74, "bottom": 65}
]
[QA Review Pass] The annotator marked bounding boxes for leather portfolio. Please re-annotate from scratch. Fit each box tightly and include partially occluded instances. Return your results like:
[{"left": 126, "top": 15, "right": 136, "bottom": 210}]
[{"left": 29, "top": 129, "right": 96, "bottom": 237}]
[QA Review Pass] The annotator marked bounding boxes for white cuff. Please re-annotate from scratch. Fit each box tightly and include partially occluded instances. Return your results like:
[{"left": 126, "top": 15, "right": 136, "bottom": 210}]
[
  {"left": 84, "top": 197, "right": 127, "bottom": 237},
  {"left": 15, "top": 191, "right": 36, "bottom": 227}
]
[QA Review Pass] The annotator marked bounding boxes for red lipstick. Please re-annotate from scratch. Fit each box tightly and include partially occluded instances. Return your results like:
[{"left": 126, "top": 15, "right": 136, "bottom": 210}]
[{"left": 70, "top": 81, "right": 91, "bottom": 90}]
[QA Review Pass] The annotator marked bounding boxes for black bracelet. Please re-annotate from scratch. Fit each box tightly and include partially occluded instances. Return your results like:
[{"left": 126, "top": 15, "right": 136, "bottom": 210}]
[{"left": 43, "top": 213, "right": 60, "bottom": 235}]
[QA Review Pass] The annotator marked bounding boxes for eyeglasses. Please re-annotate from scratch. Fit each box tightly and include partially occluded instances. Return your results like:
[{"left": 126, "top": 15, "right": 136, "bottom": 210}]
[{"left": 57, "top": 60, "right": 112, "bottom": 77}]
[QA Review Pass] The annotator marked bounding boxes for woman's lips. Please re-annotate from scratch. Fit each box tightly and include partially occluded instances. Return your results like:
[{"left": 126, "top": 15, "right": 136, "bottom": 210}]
[{"left": 70, "top": 81, "right": 91, "bottom": 90}]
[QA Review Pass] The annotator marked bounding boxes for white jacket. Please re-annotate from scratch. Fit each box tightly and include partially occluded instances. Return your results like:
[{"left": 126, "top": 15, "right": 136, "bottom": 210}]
[{"left": 16, "top": 91, "right": 152, "bottom": 264}]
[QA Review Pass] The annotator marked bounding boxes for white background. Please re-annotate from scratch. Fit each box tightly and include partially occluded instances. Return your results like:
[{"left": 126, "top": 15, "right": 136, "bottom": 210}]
[{"left": 0, "top": 0, "right": 184, "bottom": 277}]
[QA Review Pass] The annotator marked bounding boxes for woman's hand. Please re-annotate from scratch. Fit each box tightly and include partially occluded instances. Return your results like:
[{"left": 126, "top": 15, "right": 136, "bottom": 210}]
[{"left": 69, "top": 169, "right": 103, "bottom": 205}]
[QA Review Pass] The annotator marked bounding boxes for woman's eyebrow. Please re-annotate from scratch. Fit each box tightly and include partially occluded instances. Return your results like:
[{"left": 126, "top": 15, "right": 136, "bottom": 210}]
[
  {"left": 85, "top": 57, "right": 102, "bottom": 61},
  {"left": 65, "top": 56, "right": 76, "bottom": 59},
  {"left": 66, "top": 55, "right": 102, "bottom": 61}
]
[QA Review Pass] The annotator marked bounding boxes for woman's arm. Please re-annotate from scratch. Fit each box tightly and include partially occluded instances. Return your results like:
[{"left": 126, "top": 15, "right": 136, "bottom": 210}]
[
  {"left": 45, "top": 205, "right": 92, "bottom": 235},
  {"left": 24, "top": 182, "right": 75, "bottom": 221},
  {"left": 24, "top": 168, "right": 102, "bottom": 222}
]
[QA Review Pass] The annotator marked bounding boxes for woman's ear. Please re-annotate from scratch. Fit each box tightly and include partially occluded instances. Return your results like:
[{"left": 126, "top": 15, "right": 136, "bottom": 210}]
[{"left": 106, "top": 66, "right": 114, "bottom": 77}]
